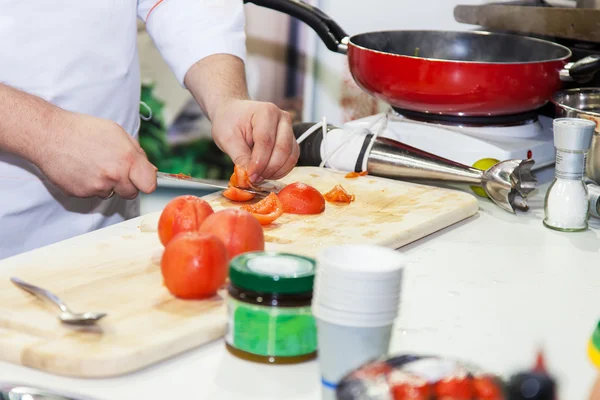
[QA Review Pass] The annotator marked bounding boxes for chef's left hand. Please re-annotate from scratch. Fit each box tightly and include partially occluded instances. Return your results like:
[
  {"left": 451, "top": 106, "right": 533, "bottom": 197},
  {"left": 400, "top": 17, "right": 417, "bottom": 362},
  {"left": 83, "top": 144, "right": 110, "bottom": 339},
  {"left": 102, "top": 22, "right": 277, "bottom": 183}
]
[{"left": 210, "top": 99, "right": 299, "bottom": 183}]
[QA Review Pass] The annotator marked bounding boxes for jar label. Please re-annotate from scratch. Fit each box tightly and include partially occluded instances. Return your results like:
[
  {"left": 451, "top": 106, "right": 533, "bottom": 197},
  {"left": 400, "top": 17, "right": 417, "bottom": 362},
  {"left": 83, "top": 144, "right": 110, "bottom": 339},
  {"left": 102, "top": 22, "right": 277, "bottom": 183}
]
[
  {"left": 555, "top": 151, "right": 586, "bottom": 180},
  {"left": 226, "top": 297, "right": 317, "bottom": 358}
]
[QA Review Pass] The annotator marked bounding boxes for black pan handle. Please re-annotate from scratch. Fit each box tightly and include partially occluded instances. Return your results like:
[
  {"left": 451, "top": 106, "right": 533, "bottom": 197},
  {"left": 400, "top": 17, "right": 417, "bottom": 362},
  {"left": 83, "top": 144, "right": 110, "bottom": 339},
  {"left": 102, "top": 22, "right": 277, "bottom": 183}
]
[
  {"left": 243, "top": 0, "right": 349, "bottom": 54},
  {"left": 565, "top": 54, "right": 600, "bottom": 83}
]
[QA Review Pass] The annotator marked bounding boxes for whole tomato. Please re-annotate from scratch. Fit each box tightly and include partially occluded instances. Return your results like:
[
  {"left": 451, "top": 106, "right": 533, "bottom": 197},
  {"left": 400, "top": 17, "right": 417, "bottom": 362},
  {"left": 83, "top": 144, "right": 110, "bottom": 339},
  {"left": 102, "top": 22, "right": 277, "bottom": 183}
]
[
  {"left": 199, "top": 209, "right": 265, "bottom": 260},
  {"left": 160, "top": 232, "right": 229, "bottom": 299},
  {"left": 158, "top": 195, "right": 214, "bottom": 246}
]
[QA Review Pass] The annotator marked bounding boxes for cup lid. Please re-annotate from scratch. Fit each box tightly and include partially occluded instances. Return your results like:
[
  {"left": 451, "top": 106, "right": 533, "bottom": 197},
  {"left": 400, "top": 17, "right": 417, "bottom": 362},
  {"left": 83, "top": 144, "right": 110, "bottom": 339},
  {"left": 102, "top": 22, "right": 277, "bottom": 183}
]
[
  {"left": 229, "top": 252, "right": 316, "bottom": 294},
  {"left": 553, "top": 118, "right": 595, "bottom": 151}
]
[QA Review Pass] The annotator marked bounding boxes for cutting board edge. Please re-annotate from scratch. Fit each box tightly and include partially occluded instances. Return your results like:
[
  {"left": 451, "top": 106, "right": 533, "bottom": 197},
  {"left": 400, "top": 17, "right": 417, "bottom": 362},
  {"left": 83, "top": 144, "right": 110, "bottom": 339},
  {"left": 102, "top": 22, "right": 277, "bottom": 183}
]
[
  {"left": 8, "top": 315, "right": 227, "bottom": 379},
  {"left": 385, "top": 195, "right": 480, "bottom": 250}
]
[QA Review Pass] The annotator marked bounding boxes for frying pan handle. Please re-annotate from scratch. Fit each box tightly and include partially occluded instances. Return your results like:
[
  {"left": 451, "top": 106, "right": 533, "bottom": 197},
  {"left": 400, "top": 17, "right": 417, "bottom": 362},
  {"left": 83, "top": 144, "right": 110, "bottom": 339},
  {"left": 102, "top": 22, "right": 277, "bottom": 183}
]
[
  {"left": 563, "top": 55, "right": 600, "bottom": 83},
  {"left": 243, "top": 0, "right": 349, "bottom": 54}
]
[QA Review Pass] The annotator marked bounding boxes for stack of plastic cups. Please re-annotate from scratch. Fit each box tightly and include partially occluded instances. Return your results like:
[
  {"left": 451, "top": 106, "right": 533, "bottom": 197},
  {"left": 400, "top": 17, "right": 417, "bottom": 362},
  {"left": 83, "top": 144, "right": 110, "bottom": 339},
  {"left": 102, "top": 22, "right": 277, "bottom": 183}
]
[{"left": 311, "top": 244, "right": 405, "bottom": 400}]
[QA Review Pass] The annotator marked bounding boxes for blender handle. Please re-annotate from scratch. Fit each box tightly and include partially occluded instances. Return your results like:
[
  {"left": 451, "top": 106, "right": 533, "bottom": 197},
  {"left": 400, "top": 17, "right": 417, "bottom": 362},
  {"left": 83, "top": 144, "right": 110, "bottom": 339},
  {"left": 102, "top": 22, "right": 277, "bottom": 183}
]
[{"left": 243, "top": 0, "right": 350, "bottom": 54}]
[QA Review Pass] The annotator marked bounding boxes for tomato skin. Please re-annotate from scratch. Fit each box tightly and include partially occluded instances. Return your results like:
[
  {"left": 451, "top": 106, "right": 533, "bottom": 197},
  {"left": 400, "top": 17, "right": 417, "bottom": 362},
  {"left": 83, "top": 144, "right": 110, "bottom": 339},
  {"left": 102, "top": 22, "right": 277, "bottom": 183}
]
[
  {"left": 223, "top": 186, "right": 256, "bottom": 202},
  {"left": 160, "top": 232, "right": 228, "bottom": 299},
  {"left": 324, "top": 184, "right": 355, "bottom": 203},
  {"left": 472, "top": 375, "right": 504, "bottom": 400},
  {"left": 199, "top": 209, "right": 265, "bottom": 260},
  {"left": 158, "top": 195, "right": 214, "bottom": 246},
  {"left": 391, "top": 383, "right": 431, "bottom": 400},
  {"left": 434, "top": 376, "right": 474, "bottom": 400},
  {"left": 389, "top": 371, "right": 431, "bottom": 400},
  {"left": 277, "top": 182, "right": 325, "bottom": 214},
  {"left": 241, "top": 192, "right": 284, "bottom": 225},
  {"left": 345, "top": 171, "right": 368, "bottom": 178}
]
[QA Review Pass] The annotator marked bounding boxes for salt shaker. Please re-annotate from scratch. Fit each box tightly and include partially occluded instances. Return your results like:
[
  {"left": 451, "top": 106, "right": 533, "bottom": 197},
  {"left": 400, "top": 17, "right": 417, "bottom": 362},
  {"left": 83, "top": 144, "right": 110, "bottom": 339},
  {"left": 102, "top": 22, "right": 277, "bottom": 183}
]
[{"left": 543, "top": 118, "right": 596, "bottom": 232}]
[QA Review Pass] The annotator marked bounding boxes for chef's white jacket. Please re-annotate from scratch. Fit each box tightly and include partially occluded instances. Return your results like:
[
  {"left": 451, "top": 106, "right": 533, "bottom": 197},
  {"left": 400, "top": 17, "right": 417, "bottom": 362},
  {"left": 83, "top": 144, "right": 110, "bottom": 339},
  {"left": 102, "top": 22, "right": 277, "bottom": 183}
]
[{"left": 0, "top": 0, "right": 247, "bottom": 259}]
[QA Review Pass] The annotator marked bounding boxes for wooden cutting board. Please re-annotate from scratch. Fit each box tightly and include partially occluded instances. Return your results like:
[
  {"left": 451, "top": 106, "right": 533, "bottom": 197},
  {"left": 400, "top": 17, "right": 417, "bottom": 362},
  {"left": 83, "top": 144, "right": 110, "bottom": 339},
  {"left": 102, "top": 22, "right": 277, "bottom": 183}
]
[{"left": 0, "top": 167, "right": 478, "bottom": 378}]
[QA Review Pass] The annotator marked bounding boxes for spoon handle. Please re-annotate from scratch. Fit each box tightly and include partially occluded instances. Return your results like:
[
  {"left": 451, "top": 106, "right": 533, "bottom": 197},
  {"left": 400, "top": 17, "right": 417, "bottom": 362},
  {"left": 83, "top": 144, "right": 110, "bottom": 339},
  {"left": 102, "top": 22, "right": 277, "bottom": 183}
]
[{"left": 10, "top": 277, "right": 70, "bottom": 314}]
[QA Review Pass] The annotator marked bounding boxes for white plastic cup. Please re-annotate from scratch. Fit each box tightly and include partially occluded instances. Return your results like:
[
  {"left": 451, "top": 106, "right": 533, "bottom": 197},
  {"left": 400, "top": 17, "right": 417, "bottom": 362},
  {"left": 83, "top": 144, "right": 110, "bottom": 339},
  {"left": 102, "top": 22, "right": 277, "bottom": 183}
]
[
  {"left": 313, "top": 245, "right": 404, "bottom": 398},
  {"left": 317, "top": 244, "right": 406, "bottom": 281},
  {"left": 313, "top": 274, "right": 403, "bottom": 299},
  {"left": 312, "top": 294, "right": 400, "bottom": 314},
  {"left": 312, "top": 281, "right": 401, "bottom": 314},
  {"left": 312, "top": 302, "right": 397, "bottom": 328},
  {"left": 315, "top": 269, "right": 403, "bottom": 294},
  {"left": 315, "top": 315, "right": 394, "bottom": 400}
]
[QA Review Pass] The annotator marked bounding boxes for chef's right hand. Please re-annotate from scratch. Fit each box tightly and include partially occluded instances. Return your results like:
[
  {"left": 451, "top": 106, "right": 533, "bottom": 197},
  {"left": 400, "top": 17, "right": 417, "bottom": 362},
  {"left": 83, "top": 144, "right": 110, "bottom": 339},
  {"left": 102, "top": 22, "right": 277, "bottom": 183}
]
[{"left": 34, "top": 111, "right": 157, "bottom": 199}]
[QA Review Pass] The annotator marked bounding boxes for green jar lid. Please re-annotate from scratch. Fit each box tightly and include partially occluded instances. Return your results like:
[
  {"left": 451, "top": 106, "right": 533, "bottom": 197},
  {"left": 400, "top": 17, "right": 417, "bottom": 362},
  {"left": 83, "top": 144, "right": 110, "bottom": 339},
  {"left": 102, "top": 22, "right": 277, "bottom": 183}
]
[
  {"left": 229, "top": 252, "right": 316, "bottom": 294},
  {"left": 592, "top": 320, "right": 600, "bottom": 351}
]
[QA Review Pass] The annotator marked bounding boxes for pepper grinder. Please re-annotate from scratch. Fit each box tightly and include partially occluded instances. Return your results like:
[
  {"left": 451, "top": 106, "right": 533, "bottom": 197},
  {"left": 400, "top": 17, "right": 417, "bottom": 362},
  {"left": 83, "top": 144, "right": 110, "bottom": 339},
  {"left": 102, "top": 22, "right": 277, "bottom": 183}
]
[{"left": 543, "top": 118, "right": 596, "bottom": 232}]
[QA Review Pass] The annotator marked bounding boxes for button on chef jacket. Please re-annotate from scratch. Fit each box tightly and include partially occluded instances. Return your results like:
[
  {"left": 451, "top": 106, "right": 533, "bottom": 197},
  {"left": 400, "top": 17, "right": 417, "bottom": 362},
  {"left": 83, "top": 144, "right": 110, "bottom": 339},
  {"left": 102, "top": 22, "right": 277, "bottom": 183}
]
[{"left": 0, "top": 0, "right": 246, "bottom": 260}]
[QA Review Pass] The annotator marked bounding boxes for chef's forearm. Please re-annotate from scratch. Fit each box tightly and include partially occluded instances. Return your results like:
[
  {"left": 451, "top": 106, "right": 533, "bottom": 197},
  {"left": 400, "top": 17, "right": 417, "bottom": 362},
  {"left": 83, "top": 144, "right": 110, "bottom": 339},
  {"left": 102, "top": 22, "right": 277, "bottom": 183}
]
[
  {"left": 183, "top": 54, "right": 250, "bottom": 121},
  {"left": 0, "top": 83, "right": 59, "bottom": 162}
]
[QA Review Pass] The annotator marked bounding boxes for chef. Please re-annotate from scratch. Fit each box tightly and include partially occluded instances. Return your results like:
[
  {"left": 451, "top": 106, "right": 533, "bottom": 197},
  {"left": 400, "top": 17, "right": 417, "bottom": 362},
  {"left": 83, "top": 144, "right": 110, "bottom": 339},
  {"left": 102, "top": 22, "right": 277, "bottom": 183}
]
[{"left": 0, "top": 1, "right": 299, "bottom": 260}]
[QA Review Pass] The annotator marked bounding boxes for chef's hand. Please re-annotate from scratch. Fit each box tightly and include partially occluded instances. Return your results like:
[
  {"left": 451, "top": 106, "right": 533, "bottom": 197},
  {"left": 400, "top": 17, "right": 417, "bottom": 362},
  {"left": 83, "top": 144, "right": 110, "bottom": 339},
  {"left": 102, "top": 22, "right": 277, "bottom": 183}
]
[
  {"left": 210, "top": 99, "right": 299, "bottom": 183},
  {"left": 35, "top": 111, "right": 157, "bottom": 199}
]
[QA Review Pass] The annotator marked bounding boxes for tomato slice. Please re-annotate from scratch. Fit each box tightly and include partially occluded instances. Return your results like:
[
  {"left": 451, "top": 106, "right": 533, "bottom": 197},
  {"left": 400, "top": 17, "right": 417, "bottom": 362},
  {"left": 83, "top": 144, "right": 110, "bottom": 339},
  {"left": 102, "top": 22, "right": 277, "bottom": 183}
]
[
  {"left": 168, "top": 172, "right": 191, "bottom": 179},
  {"left": 222, "top": 186, "right": 256, "bottom": 202},
  {"left": 324, "top": 184, "right": 355, "bottom": 204},
  {"left": 434, "top": 376, "right": 474, "bottom": 400},
  {"left": 345, "top": 171, "right": 368, "bottom": 179},
  {"left": 229, "top": 165, "right": 255, "bottom": 189},
  {"left": 472, "top": 375, "right": 503, "bottom": 400},
  {"left": 240, "top": 192, "right": 284, "bottom": 225},
  {"left": 389, "top": 371, "right": 432, "bottom": 400},
  {"left": 277, "top": 182, "right": 325, "bottom": 214}
]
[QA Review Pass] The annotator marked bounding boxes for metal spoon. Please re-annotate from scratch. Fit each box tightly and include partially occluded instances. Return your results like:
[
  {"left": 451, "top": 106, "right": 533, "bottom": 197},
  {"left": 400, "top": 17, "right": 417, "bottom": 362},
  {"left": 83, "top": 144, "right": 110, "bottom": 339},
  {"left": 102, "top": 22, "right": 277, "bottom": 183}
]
[{"left": 10, "top": 277, "right": 106, "bottom": 326}]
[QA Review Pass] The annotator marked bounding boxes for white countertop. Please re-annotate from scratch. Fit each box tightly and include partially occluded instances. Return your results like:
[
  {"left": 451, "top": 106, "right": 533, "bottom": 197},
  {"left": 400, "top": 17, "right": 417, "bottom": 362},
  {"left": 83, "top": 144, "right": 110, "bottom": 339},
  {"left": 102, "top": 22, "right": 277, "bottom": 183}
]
[{"left": 1, "top": 166, "right": 599, "bottom": 400}]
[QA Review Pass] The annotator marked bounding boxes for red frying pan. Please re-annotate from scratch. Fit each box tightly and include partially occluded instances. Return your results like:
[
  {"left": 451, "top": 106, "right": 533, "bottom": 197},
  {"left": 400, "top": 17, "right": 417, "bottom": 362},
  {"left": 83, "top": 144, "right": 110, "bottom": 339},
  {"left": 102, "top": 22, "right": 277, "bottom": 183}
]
[{"left": 243, "top": 0, "right": 600, "bottom": 117}]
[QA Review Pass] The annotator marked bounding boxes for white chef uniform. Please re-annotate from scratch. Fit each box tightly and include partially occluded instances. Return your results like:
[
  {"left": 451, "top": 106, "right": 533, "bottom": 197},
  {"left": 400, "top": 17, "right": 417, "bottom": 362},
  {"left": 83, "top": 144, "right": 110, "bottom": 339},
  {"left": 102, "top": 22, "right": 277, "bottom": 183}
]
[{"left": 0, "top": 0, "right": 247, "bottom": 259}]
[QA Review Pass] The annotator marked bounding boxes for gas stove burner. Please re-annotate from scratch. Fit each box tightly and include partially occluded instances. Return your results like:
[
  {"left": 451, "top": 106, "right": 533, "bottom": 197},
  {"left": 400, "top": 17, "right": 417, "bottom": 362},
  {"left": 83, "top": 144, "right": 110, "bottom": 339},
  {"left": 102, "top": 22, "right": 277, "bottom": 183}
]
[{"left": 390, "top": 107, "right": 540, "bottom": 128}]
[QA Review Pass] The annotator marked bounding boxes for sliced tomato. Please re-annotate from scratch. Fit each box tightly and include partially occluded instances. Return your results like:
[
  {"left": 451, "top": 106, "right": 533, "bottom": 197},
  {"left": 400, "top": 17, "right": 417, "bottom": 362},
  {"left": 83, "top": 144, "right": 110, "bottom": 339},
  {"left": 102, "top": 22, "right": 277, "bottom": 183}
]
[
  {"left": 324, "top": 184, "right": 355, "bottom": 204},
  {"left": 168, "top": 172, "right": 191, "bottom": 179},
  {"left": 223, "top": 186, "right": 256, "bottom": 202},
  {"left": 389, "top": 371, "right": 431, "bottom": 400},
  {"left": 277, "top": 182, "right": 325, "bottom": 215},
  {"left": 391, "top": 383, "right": 431, "bottom": 400},
  {"left": 345, "top": 171, "right": 368, "bottom": 179},
  {"left": 229, "top": 165, "right": 255, "bottom": 189},
  {"left": 240, "top": 192, "right": 284, "bottom": 225},
  {"left": 434, "top": 376, "right": 474, "bottom": 400},
  {"left": 472, "top": 375, "right": 504, "bottom": 400}
]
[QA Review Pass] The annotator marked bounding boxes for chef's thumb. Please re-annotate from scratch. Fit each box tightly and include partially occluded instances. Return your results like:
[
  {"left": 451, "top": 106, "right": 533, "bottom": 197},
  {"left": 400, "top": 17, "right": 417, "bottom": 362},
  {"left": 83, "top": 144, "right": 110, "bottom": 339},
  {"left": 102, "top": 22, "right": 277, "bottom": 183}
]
[
  {"left": 224, "top": 141, "right": 253, "bottom": 176},
  {"left": 130, "top": 155, "right": 157, "bottom": 194}
]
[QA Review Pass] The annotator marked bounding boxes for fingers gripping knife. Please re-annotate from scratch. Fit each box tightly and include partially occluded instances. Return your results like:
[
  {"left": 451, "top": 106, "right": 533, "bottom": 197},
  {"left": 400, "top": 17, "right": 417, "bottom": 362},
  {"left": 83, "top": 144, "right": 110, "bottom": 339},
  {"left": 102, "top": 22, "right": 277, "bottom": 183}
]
[{"left": 292, "top": 122, "right": 537, "bottom": 213}]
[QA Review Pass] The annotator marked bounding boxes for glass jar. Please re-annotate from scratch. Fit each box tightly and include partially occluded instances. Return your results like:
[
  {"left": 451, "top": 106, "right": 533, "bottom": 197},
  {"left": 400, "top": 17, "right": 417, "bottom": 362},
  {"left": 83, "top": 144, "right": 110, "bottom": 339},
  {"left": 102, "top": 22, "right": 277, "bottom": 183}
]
[{"left": 225, "top": 251, "right": 317, "bottom": 364}]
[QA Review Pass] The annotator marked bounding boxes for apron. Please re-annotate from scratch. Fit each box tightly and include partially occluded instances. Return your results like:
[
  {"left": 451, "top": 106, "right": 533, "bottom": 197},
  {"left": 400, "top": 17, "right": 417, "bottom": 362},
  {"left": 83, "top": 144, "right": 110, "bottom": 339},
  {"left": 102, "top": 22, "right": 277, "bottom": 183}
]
[
  {"left": 0, "top": 1, "right": 141, "bottom": 259},
  {"left": 0, "top": 0, "right": 247, "bottom": 260}
]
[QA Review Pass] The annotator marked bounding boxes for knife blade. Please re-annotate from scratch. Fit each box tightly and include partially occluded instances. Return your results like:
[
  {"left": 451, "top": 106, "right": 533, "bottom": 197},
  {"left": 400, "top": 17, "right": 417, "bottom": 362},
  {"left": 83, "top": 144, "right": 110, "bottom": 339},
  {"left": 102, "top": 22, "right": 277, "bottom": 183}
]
[{"left": 156, "top": 172, "right": 282, "bottom": 197}]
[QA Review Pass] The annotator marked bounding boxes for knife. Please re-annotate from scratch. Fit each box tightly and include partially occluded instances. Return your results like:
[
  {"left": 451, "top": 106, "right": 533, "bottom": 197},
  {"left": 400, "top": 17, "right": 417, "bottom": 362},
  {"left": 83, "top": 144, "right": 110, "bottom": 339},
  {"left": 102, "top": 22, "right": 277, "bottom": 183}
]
[{"left": 156, "top": 172, "right": 282, "bottom": 197}]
